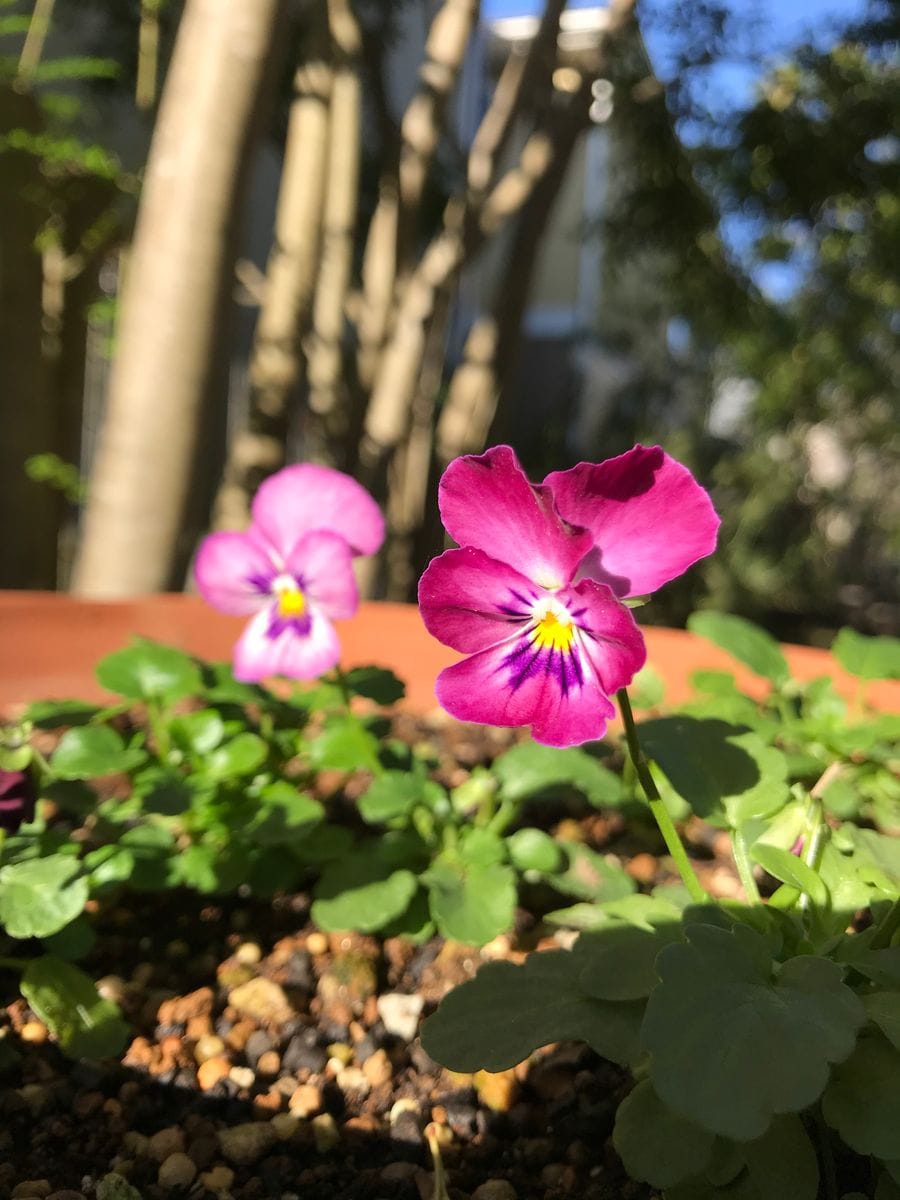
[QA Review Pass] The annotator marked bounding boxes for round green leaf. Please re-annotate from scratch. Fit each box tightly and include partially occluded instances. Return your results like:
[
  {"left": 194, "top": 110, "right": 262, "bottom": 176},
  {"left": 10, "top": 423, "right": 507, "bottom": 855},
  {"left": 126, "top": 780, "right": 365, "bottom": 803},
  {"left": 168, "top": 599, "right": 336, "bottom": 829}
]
[
  {"left": 491, "top": 742, "right": 624, "bottom": 807},
  {"left": 823, "top": 1035, "right": 900, "bottom": 1159},
  {"left": 863, "top": 991, "right": 900, "bottom": 1051},
  {"left": 307, "top": 715, "right": 381, "bottom": 774},
  {"left": 553, "top": 841, "right": 636, "bottom": 902},
  {"left": 832, "top": 628, "right": 900, "bottom": 682},
  {"left": 426, "top": 859, "right": 516, "bottom": 945},
  {"left": 170, "top": 710, "right": 225, "bottom": 756},
  {"left": 751, "top": 844, "right": 829, "bottom": 908},
  {"left": 342, "top": 666, "right": 406, "bottom": 705},
  {"left": 96, "top": 639, "right": 202, "bottom": 701},
  {"left": 578, "top": 922, "right": 682, "bottom": 1001},
  {"left": 507, "top": 828, "right": 563, "bottom": 874},
  {"left": 421, "top": 949, "right": 643, "bottom": 1072},
  {"left": 21, "top": 955, "right": 128, "bottom": 1058},
  {"left": 246, "top": 782, "right": 324, "bottom": 844},
  {"left": 312, "top": 857, "right": 418, "bottom": 934},
  {"left": 643, "top": 924, "right": 866, "bottom": 1140},
  {"left": 358, "top": 772, "right": 428, "bottom": 824},
  {"left": 688, "top": 612, "right": 790, "bottom": 685},
  {"left": 741, "top": 1114, "right": 819, "bottom": 1200},
  {"left": 204, "top": 732, "right": 268, "bottom": 779},
  {"left": 0, "top": 856, "right": 89, "bottom": 939},
  {"left": 613, "top": 1080, "right": 714, "bottom": 1188},
  {"left": 51, "top": 725, "right": 146, "bottom": 779}
]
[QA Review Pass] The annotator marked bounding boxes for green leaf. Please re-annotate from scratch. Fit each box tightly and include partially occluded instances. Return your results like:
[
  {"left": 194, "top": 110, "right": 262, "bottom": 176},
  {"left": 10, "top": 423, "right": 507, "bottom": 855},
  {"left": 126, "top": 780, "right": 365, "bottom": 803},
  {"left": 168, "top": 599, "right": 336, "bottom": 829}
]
[
  {"left": 174, "top": 844, "right": 245, "bottom": 894},
  {"left": 50, "top": 726, "right": 146, "bottom": 779},
  {"left": 41, "top": 914, "right": 96, "bottom": 961},
  {"left": 117, "top": 824, "right": 178, "bottom": 891},
  {"left": 170, "top": 710, "right": 225, "bottom": 756},
  {"left": 578, "top": 921, "right": 682, "bottom": 1001},
  {"left": 204, "top": 733, "right": 268, "bottom": 780},
  {"left": 358, "top": 772, "right": 429, "bottom": 824},
  {"left": 0, "top": 856, "right": 88, "bottom": 939},
  {"left": 823, "top": 1035, "right": 900, "bottom": 1159},
  {"left": 863, "top": 992, "right": 900, "bottom": 1051},
  {"left": 832, "top": 628, "right": 900, "bottom": 681},
  {"left": 492, "top": 742, "right": 624, "bottom": 807},
  {"left": 200, "top": 663, "right": 271, "bottom": 707},
  {"left": 750, "top": 844, "right": 829, "bottom": 908},
  {"left": 132, "top": 768, "right": 193, "bottom": 816},
  {"left": 643, "top": 924, "right": 866, "bottom": 1140},
  {"left": 96, "top": 639, "right": 202, "bottom": 702},
  {"left": 421, "top": 949, "right": 643, "bottom": 1072},
  {"left": 307, "top": 715, "right": 381, "bottom": 774},
  {"left": 245, "top": 782, "right": 324, "bottom": 845},
  {"left": 741, "top": 1114, "right": 819, "bottom": 1200},
  {"left": 312, "top": 852, "right": 418, "bottom": 934},
  {"left": 342, "top": 666, "right": 406, "bottom": 705},
  {"left": 613, "top": 1080, "right": 714, "bottom": 1188},
  {"left": 688, "top": 612, "right": 790, "bottom": 685},
  {"left": 21, "top": 956, "right": 128, "bottom": 1059},
  {"left": 425, "top": 859, "right": 516, "bottom": 945},
  {"left": 638, "top": 718, "right": 788, "bottom": 826},
  {"left": 552, "top": 842, "right": 636, "bottom": 902},
  {"left": 629, "top": 665, "right": 666, "bottom": 709},
  {"left": 23, "top": 699, "right": 101, "bottom": 729},
  {"left": 507, "top": 828, "right": 563, "bottom": 874}
]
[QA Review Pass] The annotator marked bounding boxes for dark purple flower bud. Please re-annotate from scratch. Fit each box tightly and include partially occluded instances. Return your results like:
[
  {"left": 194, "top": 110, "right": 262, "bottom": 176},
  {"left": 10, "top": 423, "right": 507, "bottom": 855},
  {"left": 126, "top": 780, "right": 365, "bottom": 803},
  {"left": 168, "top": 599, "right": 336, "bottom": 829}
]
[{"left": 0, "top": 769, "right": 37, "bottom": 834}]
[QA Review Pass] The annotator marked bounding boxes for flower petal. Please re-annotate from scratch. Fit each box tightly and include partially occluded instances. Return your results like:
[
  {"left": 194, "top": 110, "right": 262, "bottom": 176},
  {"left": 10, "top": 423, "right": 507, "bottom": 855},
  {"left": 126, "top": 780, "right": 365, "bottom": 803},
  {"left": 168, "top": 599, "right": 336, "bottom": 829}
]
[
  {"left": 418, "top": 546, "right": 539, "bottom": 654},
  {"left": 434, "top": 582, "right": 645, "bottom": 747},
  {"left": 252, "top": 464, "right": 385, "bottom": 560},
  {"left": 233, "top": 603, "right": 341, "bottom": 682},
  {"left": 287, "top": 531, "right": 358, "bottom": 620},
  {"left": 194, "top": 531, "right": 275, "bottom": 616},
  {"left": 439, "top": 446, "right": 593, "bottom": 589},
  {"left": 545, "top": 445, "right": 720, "bottom": 597}
]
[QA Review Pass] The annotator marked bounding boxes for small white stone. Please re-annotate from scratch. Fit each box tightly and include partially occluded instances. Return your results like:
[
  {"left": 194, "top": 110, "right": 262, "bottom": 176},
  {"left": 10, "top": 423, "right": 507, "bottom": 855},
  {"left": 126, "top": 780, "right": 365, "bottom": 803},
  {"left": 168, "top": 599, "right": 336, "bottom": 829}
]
[{"left": 376, "top": 992, "right": 424, "bottom": 1042}]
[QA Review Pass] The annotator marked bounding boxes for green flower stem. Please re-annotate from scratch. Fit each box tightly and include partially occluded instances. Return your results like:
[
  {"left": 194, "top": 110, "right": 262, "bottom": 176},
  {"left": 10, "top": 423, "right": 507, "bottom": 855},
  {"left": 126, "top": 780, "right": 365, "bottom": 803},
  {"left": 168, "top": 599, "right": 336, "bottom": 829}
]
[
  {"left": 486, "top": 797, "right": 519, "bottom": 838},
  {"left": 871, "top": 898, "right": 900, "bottom": 950},
  {"left": 731, "top": 828, "right": 761, "bottom": 904},
  {"left": 0, "top": 956, "right": 27, "bottom": 972},
  {"left": 146, "top": 700, "right": 171, "bottom": 760},
  {"left": 617, "top": 688, "right": 707, "bottom": 904}
]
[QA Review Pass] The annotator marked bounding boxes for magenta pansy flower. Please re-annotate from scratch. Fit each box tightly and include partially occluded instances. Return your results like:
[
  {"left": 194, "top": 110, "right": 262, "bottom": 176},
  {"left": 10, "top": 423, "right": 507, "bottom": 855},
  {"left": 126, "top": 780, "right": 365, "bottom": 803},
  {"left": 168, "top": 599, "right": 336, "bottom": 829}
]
[
  {"left": 418, "top": 445, "right": 719, "bottom": 747},
  {"left": 195, "top": 465, "right": 384, "bottom": 682},
  {"left": 0, "top": 769, "right": 36, "bottom": 834}
]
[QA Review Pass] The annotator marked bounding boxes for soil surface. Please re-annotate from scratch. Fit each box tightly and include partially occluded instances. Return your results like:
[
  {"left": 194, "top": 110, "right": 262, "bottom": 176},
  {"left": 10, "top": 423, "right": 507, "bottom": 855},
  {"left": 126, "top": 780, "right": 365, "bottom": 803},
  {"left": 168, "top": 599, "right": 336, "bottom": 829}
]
[{"left": 0, "top": 714, "right": 740, "bottom": 1200}]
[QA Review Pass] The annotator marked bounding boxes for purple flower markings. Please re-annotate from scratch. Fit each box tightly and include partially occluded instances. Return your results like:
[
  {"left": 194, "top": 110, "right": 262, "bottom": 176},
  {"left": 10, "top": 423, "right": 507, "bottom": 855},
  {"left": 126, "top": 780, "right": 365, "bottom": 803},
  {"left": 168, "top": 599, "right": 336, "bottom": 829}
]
[
  {"left": 418, "top": 445, "right": 720, "bottom": 747},
  {"left": 195, "top": 465, "right": 384, "bottom": 681}
]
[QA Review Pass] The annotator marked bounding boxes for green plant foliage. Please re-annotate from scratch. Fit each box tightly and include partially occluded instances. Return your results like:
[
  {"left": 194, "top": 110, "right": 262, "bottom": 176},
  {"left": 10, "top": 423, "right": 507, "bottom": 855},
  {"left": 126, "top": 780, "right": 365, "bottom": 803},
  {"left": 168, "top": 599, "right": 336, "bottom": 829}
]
[
  {"left": 424, "top": 858, "right": 516, "bottom": 945},
  {"left": 312, "top": 847, "right": 419, "bottom": 934},
  {"left": 0, "top": 856, "right": 88, "bottom": 939},
  {"left": 95, "top": 639, "right": 202, "bottom": 703},
  {"left": 832, "top": 629, "right": 900, "bottom": 682},
  {"left": 491, "top": 742, "right": 624, "bottom": 807},
  {"left": 50, "top": 725, "right": 146, "bottom": 778},
  {"left": 687, "top": 612, "right": 790, "bottom": 685},
  {"left": 613, "top": 1080, "right": 715, "bottom": 1188},
  {"left": 21, "top": 956, "right": 128, "bottom": 1059},
  {"left": 823, "top": 1035, "right": 900, "bottom": 1160},
  {"left": 341, "top": 665, "right": 406, "bottom": 705},
  {"left": 307, "top": 714, "right": 382, "bottom": 774},
  {"left": 506, "top": 828, "right": 562, "bottom": 874},
  {"left": 420, "top": 950, "right": 644, "bottom": 1072},
  {"left": 643, "top": 922, "right": 865, "bottom": 1140},
  {"left": 203, "top": 733, "right": 268, "bottom": 780}
]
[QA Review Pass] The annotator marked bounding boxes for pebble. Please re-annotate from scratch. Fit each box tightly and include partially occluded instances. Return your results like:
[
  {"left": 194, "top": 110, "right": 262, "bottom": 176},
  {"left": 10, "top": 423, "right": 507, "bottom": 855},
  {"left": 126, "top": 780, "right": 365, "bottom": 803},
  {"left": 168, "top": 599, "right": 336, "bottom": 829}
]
[
  {"left": 317, "top": 952, "right": 378, "bottom": 1014},
  {"left": 148, "top": 1127, "right": 185, "bottom": 1163},
  {"left": 376, "top": 992, "right": 424, "bottom": 1042},
  {"left": 95, "top": 1178, "right": 142, "bottom": 1200},
  {"left": 305, "top": 931, "right": 328, "bottom": 956},
  {"left": 157, "top": 987, "right": 213, "bottom": 1025},
  {"left": 626, "top": 852, "right": 658, "bottom": 885},
  {"left": 336, "top": 1065, "right": 370, "bottom": 1096},
  {"left": 281, "top": 1032, "right": 328, "bottom": 1075},
  {"left": 271, "top": 1113, "right": 301, "bottom": 1140},
  {"left": 228, "top": 977, "right": 293, "bottom": 1024},
  {"left": 47, "top": 1192, "right": 86, "bottom": 1200},
  {"left": 19, "top": 1021, "right": 48, "bottom": 1044},
  {"left": 157, "top": 1152, "right": 197, "bottom": 1189},
  {"left": 235, "top": 941, "right": 263, "bottom": 965},
  {"left": 326, "top": 1041, "right": 353, "bottom": 1066},
  {"left": 311, "top": 1112, "right": 340, "bottom": 1153},
  {"left": 288, "top": 1083, "right": 322, "bottom": 1118},
  {"left": 362, "top": 1047, "right": 392, "bottom": 1087},
  {"left": 197, "top": 1056, "right": 231, "bottom": 1091},
  {"left": 193, "top": 1034, "right": 226, "bottom": 1065},
  {"left": 244, "top": 1029, "right": 275, "bottom": 1067},
  {"left": 199, "top": 1165, "right": 235, "bottom": 1193},
  {"left": 13, "top": 1183, "right": 51, "bottom": 1198},
  {"left": 474, "top": 1069, "right": 519, "bottom": 1112},
  {"left": 256, "top": 1049, "right": 281, "bottom": 1076},
  {"left": 228, "top": 1065, "right": 255, "bottom": 1090},
  {"left": 471, "top": 1183, "right": 518, "bottom": 1200},
  {"left": 217, "top": 1121, "right": 277, "bottom": 1166}
]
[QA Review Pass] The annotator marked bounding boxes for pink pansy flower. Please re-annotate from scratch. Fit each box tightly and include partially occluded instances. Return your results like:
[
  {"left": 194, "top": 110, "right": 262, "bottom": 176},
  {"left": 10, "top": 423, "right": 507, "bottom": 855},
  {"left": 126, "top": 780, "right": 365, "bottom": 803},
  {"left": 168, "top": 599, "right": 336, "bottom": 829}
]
[
  {"left": 418, "top": 445, "right": 719, "bottom": 747},
  {"left": 195, "top": 465, "right": 384, "bottom": 682}
]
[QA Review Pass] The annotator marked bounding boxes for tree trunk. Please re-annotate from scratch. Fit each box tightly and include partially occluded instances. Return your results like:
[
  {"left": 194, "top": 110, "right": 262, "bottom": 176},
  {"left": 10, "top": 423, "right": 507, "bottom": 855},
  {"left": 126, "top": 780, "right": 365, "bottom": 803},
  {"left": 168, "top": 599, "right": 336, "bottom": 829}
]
[
  {"left": 72, "top": 0, "right": 287, "bottom": 596},
  {"left": 212, "top": 3, "right": 332, "bottom": 532}
]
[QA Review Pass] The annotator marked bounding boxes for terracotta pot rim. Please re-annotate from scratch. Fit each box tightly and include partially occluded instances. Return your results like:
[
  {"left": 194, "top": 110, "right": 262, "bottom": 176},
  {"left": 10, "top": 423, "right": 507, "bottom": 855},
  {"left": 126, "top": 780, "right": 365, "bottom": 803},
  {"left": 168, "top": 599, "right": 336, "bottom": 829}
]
[{"left": 0, "top": 591, "right": 897, "bottom": 716}]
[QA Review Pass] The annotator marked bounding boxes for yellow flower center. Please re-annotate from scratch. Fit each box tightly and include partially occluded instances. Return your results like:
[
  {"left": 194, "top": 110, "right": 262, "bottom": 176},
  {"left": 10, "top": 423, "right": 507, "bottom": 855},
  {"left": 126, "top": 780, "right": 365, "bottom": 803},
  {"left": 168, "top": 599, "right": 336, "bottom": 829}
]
[
  {"left": 276, "top": 585, "right": 306, "bottom": 618},
  {"left": 532, "top": 608, "right": 575, "bottom": 652}
]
